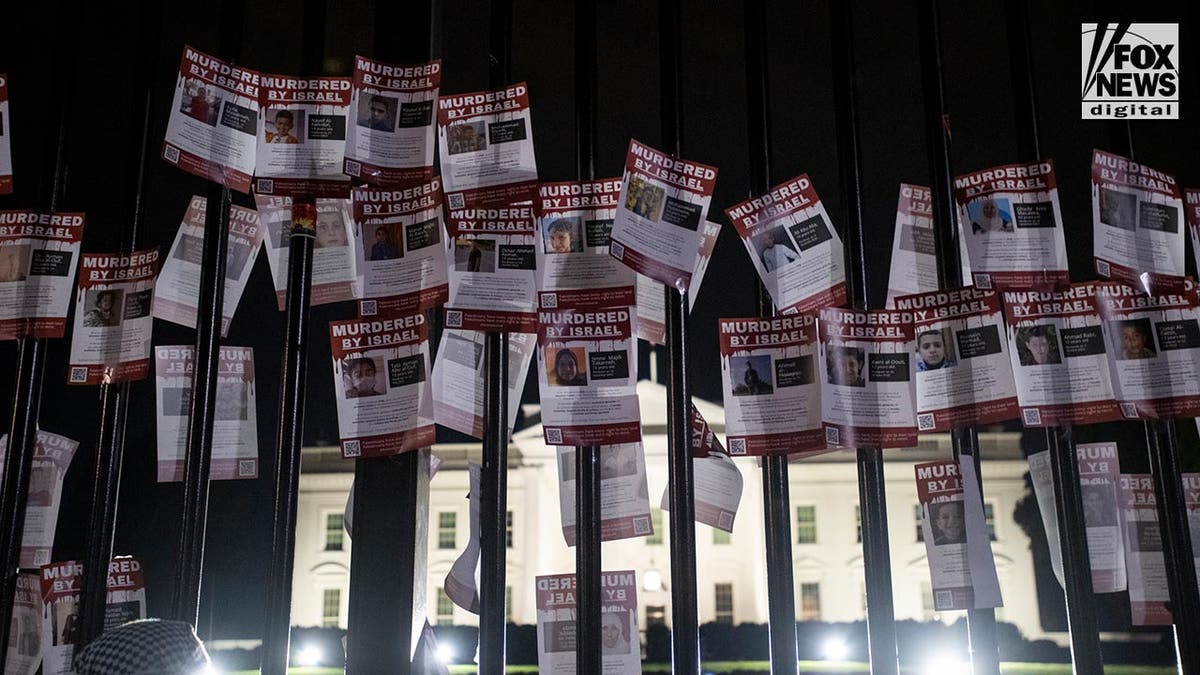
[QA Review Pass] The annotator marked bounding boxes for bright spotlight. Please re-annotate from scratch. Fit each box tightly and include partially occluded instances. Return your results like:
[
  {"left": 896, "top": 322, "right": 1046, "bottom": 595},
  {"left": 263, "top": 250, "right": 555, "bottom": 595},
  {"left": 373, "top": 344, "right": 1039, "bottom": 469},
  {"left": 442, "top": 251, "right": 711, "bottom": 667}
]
[
  {"left": 435, "top": 643, "right": 454, "bottom": 664},
  {"left": 925, "top": 653, "right": 971, "bottom": 674},
  {"left": 821, "top": 637, "right": 849, "bottom": 661},
  {"left": 643, "top": 569, "right": 663, "bottom": 592},
  {"left": 295, "top": 645, "right": 323, "bottom": 667}
]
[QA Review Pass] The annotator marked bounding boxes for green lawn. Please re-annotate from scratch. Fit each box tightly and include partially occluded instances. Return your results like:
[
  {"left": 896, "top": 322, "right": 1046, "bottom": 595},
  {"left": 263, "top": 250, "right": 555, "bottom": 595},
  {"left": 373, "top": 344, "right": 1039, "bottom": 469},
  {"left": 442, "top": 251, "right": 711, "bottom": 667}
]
[{"left": 231, "top": 663, "right": 1175, "bottom": 674}]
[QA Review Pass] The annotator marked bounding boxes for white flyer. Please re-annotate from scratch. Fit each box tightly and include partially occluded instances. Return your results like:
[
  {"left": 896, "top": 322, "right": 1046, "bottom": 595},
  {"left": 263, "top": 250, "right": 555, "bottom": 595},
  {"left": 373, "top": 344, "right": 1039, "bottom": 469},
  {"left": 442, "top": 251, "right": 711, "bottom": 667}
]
[
  {"left": 352, "top": 179, "right": 447, "bottom": 309},
  {"left": 1091, "top": 149, "right": 1185, "bottom": 296},
  {"left": 343, "top": 57, "right": 440, "bottom": 187},
  {"left": 162, "top": 46, "right": 260, "bottom": 193},
  {"left": 915, "top": 458, "right": 1002, "bottom": 610},
  {"left": 39, "top": 558, "right": 146, "bottom": 675},
  {"left": 634, "top": 220, "right": 722, "bottom": 345},
  {"left": 431, "top": 329, "right": 535, "bottom": 440},
  {"left": 535, "top": 571, "right": 640, "bottom": 675},
  {"left": 726, "top": 174, "right": 847, "bottom": 314},
  {"left": 152, "top": 196, "right": 262, "bottom": 336},
  {"left": 154, "top": 345, "right": 259, "bottom": 482},
  {"left": 68, "top": 249, "right": 159, "bottom": 385},
  {"left": 535, "top": 179, "right": 635, "bottom": 298},
  {"left": 660, "top": 446, "right": 743, "bottom": 533},
  {"left": 444, "top": 463, "right": 481, "bottom": 614},
  {"left": 953, "top": 160, "right": 1069, "bottom": 290},
  {"left": 1118, "top": 473, "right": 1171, "bottom": 625},
  {"left": 0, "top": 211, "right": 85, "bottom": 340},
  {"left": 253, "top": 74, "right": 352, "bottom": 197},
  {"left": 444, "top": 203, "right": 538, "bottom": 333},
  {"left": 0, "top": 430, "right": 78, "bottom": 568},
  {"left": 437, "top": 83, "right": 538, "bottom": 210},
  {"left": 886, "top": 184, "right": 938, "bottom": 308},
  {"left": 558, "top": 444, "right": 653, "bottom": 545},
  {"left": 5, "top": 572, "right": 40, "bottom": 675},
  {"left": 256, "top": 195, "right": 360, "bottom": 308},
  {"left": 0, "top": 74, "right": 11, "bottom": 194}
]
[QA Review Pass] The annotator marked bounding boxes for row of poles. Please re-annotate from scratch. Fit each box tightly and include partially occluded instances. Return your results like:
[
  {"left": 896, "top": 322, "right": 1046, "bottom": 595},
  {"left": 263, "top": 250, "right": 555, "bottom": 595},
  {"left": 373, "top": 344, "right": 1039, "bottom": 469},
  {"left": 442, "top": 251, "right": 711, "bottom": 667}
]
[{"left": 0, "top": 0, "right": 1197, "bottom": 674}]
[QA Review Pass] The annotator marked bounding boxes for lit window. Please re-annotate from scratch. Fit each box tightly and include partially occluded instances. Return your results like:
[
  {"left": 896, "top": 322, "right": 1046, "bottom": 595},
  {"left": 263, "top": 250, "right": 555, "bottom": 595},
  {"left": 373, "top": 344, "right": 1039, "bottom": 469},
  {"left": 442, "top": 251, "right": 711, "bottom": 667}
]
[
  {"left": 795, "top": 505, "right": 816, "bottom": 544},
  {"left": 436, "top": 588, "right": 454, "bottom": 625},
  {"left": 438, "top": 512, "right": 457, "bottom": 550},
  {"left": 505, "top": 586, "right": 513, "bottom": 621},
  {"left": 506, "top": 511, "right": 515, "bottom": 548},
  {"left": 646, "top": 605, "right": 667, "bottom": 627},
  {"left": 646, "top": 509, "right": 663, "bottom": 545},
  {"left": 854, "top": 505, "right": 862, "bottom": 543},
  {"left": 322, "top": 588, "right": 341, "bottom": 628},
  {"left": 984, "top": 502, "right": 997, "bottom": 540},
  {"left": 799, "top": 582, "right": 821, "bottom": 621},
  {"left": 714, "top": 583, "right": 734, "bottom": 624},
  {"left": 324, "top": 513, "right": 344, "bottom": 551},
  {"left": 914, "top": 504, "right": 925, "bottom": 543},
  {"left": 920, "top": 580, "right": 936, "bottom": 621},
  {"left": 712, "top": 527, "right": 731, "bottom": 545}
]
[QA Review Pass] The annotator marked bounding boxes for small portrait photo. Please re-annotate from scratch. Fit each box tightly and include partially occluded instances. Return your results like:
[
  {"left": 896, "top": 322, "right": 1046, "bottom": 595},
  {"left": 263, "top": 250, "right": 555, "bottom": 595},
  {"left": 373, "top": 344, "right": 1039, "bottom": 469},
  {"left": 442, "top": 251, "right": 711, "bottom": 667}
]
[
  {"left": 215, "top": 380, "right": 250, "bottom": 421},
  {"left": 358, "top": 93, "right": 398, "bottom": 132},
  {"left": 27, "top": 464, "right": 54, "bottom": 505},
  {"left": 1098, "top": 187, "right": 1137, "bottom": 232},
  {"left": 729, "top": 354, "right": 774, "bottom": 396},
  {"left": 365, "top": 223, "right": 403, "bottom": 261},
  {"left": 342, "top": 355, "right": 386, "bottom": 399},
  {"left": 543, "top": 217, "right": 584, "bottom": 254},
  {"left": 600, "top": 610, "right": 632, "bottom": 655},
  {"left": 752, "top": 226, "right": 799, "bottom": 273},
  {"left": 599, "top": 445, "right": 639, "bottom": 480},
  {"left": 454, "top": 237, "right": 496, "bottom": 273},
  {"left": 1016, "top": 325, "right": 1061, "bottom": 366},
  {"left": 181, "top": 78, "right": 222, "bottom": 127},
  {"left": 968, "top": 196, "right": 1014, "bottom": 234},
  {"left": 1082, "top": 484, "right": 1118, "bottom": 527},
  {"left": 53, "top": 598, "right": 79, "bottom": 647},
  {"left": 0, "top": 244, "right": 32, "bottom": 282},
  {"left": 265, "top": 108, "right": 304, "bottom": 144},
  {"left": 225, "top": 242, "right": 253, "bottom": 280},
  {"left": 82, "top": 289, "right": 124, "bottom": 328},
  {"left": 315, "top": 207, "right": 350, "bottom": 249},
  {"left": 447, "top": 121, "right": 487, "bottom": 155},
  {"left": 625, "top": 175, "right": 666, "bottom": 221},
  {"left": 1113, "top": 318, "right": 1156, "bottom": 360},
  {"left": 929, "top": 501, "right": 967, "bottom": 546},
  {"left": 547, "top": 346, "right": 588, "bottom": 387},
  {"left": 173, "top": 233, "right": 204, "bottom": 265},
  {"left": 826, "top": 345, "right": 866, "bottom": 387},
  {"left": 264, "top": 211, "right": 292, "bottom": 250},
  {"left": 915, "top": 327, "right": 957, "bottom": 372}
]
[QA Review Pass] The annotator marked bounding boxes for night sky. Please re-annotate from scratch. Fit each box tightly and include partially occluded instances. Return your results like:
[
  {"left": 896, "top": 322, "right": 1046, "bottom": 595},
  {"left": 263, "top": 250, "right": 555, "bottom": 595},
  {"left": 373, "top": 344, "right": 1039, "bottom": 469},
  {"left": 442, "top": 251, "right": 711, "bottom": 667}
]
[{"left": 0, "top": 0, "right": 1196, "bottom": 639}]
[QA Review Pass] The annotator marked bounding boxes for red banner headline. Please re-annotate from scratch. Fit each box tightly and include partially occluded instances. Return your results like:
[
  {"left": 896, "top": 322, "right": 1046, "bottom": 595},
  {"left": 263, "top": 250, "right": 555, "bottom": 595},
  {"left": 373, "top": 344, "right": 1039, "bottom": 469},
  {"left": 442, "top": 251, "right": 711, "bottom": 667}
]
[{"left": 954, "top": 160, "right": 1057, "bottom": 200}]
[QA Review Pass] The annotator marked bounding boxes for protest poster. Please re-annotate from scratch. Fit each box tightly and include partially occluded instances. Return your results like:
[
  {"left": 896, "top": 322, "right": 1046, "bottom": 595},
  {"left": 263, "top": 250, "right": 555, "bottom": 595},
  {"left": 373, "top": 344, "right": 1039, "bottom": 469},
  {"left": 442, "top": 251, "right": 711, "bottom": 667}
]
[
  {"left": 915, "top": 459, "right": 1002, "bottom": 611},
  {"left": 444, "top": 464, "right": 481, "bottom": 613},
  {"left": 0, "top": 431, "right": 77, "bottom": 568},
  {"left": 343, "top": 57, "right": 440, "bottom": 187},
  {"left": 1091, "top": 150, "right": 1185, "bottom": 295},
  {"left": 661, "top": 446, "right": 743, "bottom": 533},
  {"left": 953, "top": 160, "right": 1069, "bottom": 290},
  {"left": 253, "top": 74, "right": 352, "bottom": 197},
  {"left": 1093, "top": 281, "right": 1200, "bottom": 419},
  {"left": 0, "top": 74, "right": 10, "bottom": 194},
  {"left": 819, "top": 308, "right": 917, "bottom": 449},
  {"left": 0, "top": 211, "right": 84, "bottom": 340},
  {"left": 536, "top": 179, "right": 634, "bottom": 296},
  {"left": 558, "top": 444, "right": 653, "bottom": 545},
  {"left": 609, "top": 139, "right": 718, "bottom": 289},
  {"left": 886, "top": 184, "right": 938, "bottom": 307},
  {"left": 691, "top": 404, "right": 724, "bottom": 458},
  {"left": 535, "top": 571, "right": 640, "bottom": 675},
  {"left": 634, "top": 221, "right": 721, "bottom": 344},
  {"left": 1118, "top": 474, "right": 1171, "bottom": 625},
  {"left": 1029, "top": 442, "right": 1127, "bottom": 593},
  {"left": 437, "top": 83, "right": 537, "bottom": 210},
  {"left": 257, "top": 195, "right": 359, "bottom": 308},
  {"left": 718, "top": 315, "right": 824, "bottom": 456},
  {"left": 352, "top": 179, "right": 447, "bottom": 309},
  {"left": 1001, "top": 283, "right": 1122, "bottom": 427},
  {"left": 329, "top": 310, "right": 434, "bottom": 458},
  {"left": 1187, "top": 190, "right": 1200, "bottom": 275},
  {"left": 536, "top": 298, "right": 640, "bottom": 447},
  {"left": 431, "top": 329, "right": 535, "bottom": 440},
  {"left": 5, "top": 572, "right": 40, "bottom": 675},
  {"left": 68, "top": 249, "right": 159, "bottom": 385},
  {"left": 155, "top": 345, "right": 258, "bottom": 482},
  {"left": 162, "top": 46, "right": 260, "bottom": 193},
  {"left": 726, "top": 174, "right": 847, "bottom": 314},
  {"left": 895, "top": 288, "right": 1018, "bottom": 431},
  {"left": 39, "top": 558, "right": 146, "bottom": 675},
  {"left": 444, "top": 203, "right": 538, "bottom": 332},
  {"left": 152, "top": 196, "right": 262, "bottom": 336}
]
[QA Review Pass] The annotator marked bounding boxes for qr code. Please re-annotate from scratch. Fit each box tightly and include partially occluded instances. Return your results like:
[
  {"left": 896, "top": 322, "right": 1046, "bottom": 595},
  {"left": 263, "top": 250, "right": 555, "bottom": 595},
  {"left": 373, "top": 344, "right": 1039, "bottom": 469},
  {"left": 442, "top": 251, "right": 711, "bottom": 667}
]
[
  {"left": 545, "top": 428, "right": 563, "bottom": 444},
  {"left": 360, "top": 300, "right": 377, "bottom": 316},
  {"left": 445, "top": 310, "right": 463, "bottom": 328},
  {"left": 728, "top": 438, "right": 747, "bottom": 455},
  {"left": 718, "top": 511, "right": 734, "bottom": 530},
  {"left": 345, "top": 160, "right": 361, "bottom": 176},
  {"left": 975, "top": 273, "right": 992, "bottom": 289},
  {"left": 917, "top": 413, "right": 936, "bottom": 431},
  {"left": 611, "top": 241, "right": 625, "bottom": 259},
  {"left": 257, "top": 179, "right": 274, "bottom": 194},
  {"left": 1022, "top": 408, "right": 1042, "bottom": 425},
  {"left": 825, "top": 426, "right": 840, "bottom": 446},
  {"left": 934, "top": 590, "right": 955, "bottom": 610},
  {"left": 164, "top": 144, "right": 180, "bottom": 163},
  {"left": 1096, "top": 259, "right": 1111, "bottom": 277},
  {"left": 69, "top": 366, "right": 88, "bottom": 383},
  {"left": 632, "top": 516, "right": 651, "bottom": 535},
  {"left": 541, "top": 293, "right": 558, "bottom": 309},
  {"left": 447, "top": 193, "right": 466, "bottom": 210},
  {"left": 343, "top": 440, "right": 362, "bottom": 458},
  {"left": 238, "top": 460, "right": 257, "bottom": 477},
  {"left": 1120, "top": 403, "right": 1137, "bottom": 418}
]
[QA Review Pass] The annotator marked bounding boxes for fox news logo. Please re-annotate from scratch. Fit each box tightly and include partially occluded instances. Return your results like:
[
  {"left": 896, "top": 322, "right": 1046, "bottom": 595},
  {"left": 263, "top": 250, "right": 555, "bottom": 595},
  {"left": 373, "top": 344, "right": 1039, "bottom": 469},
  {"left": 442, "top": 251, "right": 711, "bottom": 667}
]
[{"left": 1082, "top": 23, "right": 1179, "bottom": 119}]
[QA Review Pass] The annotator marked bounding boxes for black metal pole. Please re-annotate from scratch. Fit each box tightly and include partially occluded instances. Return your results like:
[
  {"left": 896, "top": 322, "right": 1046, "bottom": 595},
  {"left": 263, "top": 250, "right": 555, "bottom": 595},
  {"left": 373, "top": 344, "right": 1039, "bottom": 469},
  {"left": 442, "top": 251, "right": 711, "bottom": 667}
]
[
  {"left": 0, "top": 8, "right": 79, "bottom": 665},
  {"left": 658, "top": 0, "right": 700, "bottom": 672},
  {"left": 478, "top": 0, "right": 513, "bottom": 672},
  {"left": 915, "top": 1, "right": 1000, "bottom": 672},
  {"left": 743, "top": 2, "right": 799, "bottom": 673},
  {"left": 171, "top": 0, "right": 246, "bottom": 626},
  {"left": 77, "top": 0, "right": 163, "bottom": 649},
  {"left": 829, "top": 3, "right": 899, "bottom": 673}
]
